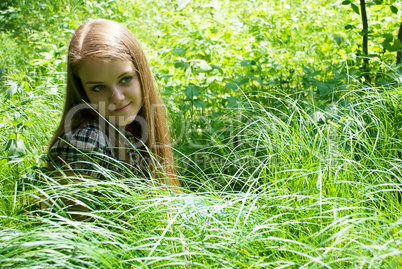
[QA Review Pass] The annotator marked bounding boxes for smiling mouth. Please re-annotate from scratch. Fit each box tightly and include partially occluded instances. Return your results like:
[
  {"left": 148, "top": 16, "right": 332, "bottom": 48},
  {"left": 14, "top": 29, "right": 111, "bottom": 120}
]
[{"left": 111, "top": 103, "right": 131, "bottom": 113}]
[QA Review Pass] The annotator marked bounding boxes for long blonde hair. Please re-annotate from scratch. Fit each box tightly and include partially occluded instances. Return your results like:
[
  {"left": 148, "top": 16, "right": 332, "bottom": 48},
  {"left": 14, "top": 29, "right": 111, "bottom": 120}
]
[{"left": 48, "top": 19, "right": 179, "bottom": 189}]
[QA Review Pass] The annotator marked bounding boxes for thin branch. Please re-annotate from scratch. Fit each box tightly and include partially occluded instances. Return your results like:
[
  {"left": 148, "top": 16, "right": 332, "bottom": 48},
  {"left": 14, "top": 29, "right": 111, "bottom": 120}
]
[
  {"left": 397, "top": 22, "right": 402, "bottom": 65},
  {"left": 360, "top": 0, "right": 370, "bottom": 81}
]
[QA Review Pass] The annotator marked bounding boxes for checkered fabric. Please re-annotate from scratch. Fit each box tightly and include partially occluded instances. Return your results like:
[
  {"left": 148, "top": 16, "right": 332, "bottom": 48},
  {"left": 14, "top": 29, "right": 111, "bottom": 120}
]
[{"left": 48, "top": 121, "right": 144, "bottom": 179}]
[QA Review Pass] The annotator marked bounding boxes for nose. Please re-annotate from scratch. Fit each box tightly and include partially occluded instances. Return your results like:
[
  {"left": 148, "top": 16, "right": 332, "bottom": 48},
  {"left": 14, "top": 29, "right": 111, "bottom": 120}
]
[{"left": 110, "top": 86, "right": 124, "bottom": 101}]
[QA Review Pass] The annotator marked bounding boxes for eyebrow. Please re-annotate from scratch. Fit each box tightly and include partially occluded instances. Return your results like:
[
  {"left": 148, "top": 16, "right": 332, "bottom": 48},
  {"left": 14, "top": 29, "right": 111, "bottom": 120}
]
[{"left": 85, "top": 71, "right": 133, "bottom": 85}]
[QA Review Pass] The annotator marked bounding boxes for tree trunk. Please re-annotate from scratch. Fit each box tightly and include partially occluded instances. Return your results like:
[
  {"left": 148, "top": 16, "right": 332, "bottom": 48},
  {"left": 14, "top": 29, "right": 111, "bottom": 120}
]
[
  {"left": 360, "top": 0, "right": 370, "bottom": 81},
  {"left": 360, "top": 0, "right": 368, "bottom": 64},
  {"left": 397, "top": 22, "right": 402, "bottom": 65}
]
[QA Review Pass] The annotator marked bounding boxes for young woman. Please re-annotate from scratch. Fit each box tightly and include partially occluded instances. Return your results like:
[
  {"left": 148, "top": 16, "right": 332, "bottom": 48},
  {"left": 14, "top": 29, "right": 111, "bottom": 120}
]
[{"left": 47, "top": 19, "right": 179, "bottom": 193}]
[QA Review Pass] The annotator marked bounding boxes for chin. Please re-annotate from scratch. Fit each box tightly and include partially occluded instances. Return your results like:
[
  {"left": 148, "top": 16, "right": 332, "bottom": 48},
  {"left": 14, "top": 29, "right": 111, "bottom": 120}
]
[
  {"left": 113, "top": 120, "right": 132, "bottom": 127},
  {"left": 111, "top": 115, "right": 137, "bottom": 127}
]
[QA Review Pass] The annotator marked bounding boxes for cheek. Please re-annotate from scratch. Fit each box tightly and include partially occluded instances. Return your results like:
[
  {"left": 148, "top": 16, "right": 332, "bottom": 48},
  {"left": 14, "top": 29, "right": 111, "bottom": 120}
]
[
  {"left": 135, "top": 84, "right": 143, "bottom": 104},
  {"left": 137, "top": 89, "right": 143, "bottom": 103}
]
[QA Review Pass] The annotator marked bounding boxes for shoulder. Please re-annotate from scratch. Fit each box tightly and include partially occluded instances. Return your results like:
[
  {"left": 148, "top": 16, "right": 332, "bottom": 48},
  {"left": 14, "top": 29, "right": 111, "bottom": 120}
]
[
  {"left": 69, "top": 121, "right": 108, "bottom": 149},
  {"left": 50, "top": 121, "right": 109, "bottom": 154},
  {"left": 47, "top": 121, "right": 114, "bottom": 177}
]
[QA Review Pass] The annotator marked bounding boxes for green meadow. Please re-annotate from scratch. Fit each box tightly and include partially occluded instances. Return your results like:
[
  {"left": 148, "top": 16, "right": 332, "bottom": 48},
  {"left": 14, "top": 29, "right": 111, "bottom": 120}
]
[{"left": 1, "top": 0, "right": 402, "bottom": 267}]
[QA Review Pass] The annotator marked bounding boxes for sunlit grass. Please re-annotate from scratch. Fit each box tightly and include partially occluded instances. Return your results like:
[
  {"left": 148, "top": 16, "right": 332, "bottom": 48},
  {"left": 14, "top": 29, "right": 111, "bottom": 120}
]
[{"left": 2, "top": 85, "right": 401, "bottom": 267}]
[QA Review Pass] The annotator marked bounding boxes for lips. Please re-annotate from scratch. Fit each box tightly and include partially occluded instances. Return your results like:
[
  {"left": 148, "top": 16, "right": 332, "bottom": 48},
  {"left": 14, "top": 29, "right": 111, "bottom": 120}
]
[{"left": 111, "top": 102, "right": 131, "bottom": 113}]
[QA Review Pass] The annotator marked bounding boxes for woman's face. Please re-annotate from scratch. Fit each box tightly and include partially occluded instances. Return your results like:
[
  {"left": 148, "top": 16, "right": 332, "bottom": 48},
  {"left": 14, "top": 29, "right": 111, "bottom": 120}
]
[{"left": 78, "top": 59, "right": 143, "bottom": 126}]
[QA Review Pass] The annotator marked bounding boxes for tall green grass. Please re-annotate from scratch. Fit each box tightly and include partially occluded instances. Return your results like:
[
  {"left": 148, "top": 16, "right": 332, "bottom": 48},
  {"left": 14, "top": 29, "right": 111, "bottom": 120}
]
[{"left": 1, "top": 85, "right": 401, "bottom": 268}]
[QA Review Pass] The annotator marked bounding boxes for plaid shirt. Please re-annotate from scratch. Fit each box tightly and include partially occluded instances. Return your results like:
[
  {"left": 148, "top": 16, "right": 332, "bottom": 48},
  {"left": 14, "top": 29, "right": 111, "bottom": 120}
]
[{"left": 48, "top": 121, "right": 144, "bottom": 179}]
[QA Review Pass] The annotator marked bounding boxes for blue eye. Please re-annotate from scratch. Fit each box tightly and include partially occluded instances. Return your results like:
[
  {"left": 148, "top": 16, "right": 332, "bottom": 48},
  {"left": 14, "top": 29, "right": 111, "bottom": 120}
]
[
  {"left": 91, "top": 85, "right": 105, "bottom": 92},
  {"left": 121, "top": 76, "right": 133, "bottom": 84}
]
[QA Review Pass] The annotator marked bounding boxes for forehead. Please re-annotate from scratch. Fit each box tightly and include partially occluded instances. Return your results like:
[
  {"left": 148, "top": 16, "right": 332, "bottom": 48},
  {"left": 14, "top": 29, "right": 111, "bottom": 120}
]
[{"left": 77, "top": 59, "right": 135, "bottom": 82}]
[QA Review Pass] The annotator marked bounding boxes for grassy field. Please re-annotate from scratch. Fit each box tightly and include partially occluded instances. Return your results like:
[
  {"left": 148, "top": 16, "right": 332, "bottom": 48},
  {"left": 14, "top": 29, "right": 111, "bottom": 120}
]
[{"left": 1, "top": 0, "right": 402, "bottom": 267}]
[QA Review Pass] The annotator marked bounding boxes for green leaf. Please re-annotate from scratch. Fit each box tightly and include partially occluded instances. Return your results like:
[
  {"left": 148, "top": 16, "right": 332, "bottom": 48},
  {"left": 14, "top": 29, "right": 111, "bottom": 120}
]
[
  {"left": 7, "top": 141, "right": 17, "bottom": 159},
  {"left": 24, "top": 81, "right": 30, "bottom": 91},
  {"left": 193, "top": 99, "right": 206, "bottom": 109},
  {"left": 359, "top": 29, "right": 368, "bottom": 36},
  {"left": 176, "top": 0, "right": 191, "bottom": 11},
  {"left": 351, "top": 3, "right": 360, "bottom": 15},
  {"left": 227, "top": 97, "right": 239, "bottom": 108},
  {"left": 239, "top": 78, "right": 250, "bottom": 86},
  {"left": 6, "top": 139, "right": 26, "bottom": 159},
  {"left": 210, "top": 64, "right": 222, "bottom": 70},
  {"left": 172, "top": 47, "right": 185, "bottom": 55},
  {"left": 174, "top": 61, "right": 190, "bottom": 68},
  {"left": 23, "top": 120, "right": 34, "bottom": 126},
  {"left": 198, "top": 60, "right": 211, "bottom": 71},
  {"left": 302, "top": 66, "right": 312, "bottom": 75},
  {"left": 390, "top": 5, "right": 398, "bottom": 14},
  {"left": 6, "top": 82, "right": 19, "bottom": 99},
  {"left": 395, "top": 39, "right": 402, "bottom": 50},
  {"left": 344, "top": 24, "right": 356, "bottom": 30},
  {"left": 253, "top": 77, "right": 263, "bottom": 86},
  {"left": 384, "top": 33, "right": 394, "bottom": 43},
  {"left": 225, "top": 82, "right": 238, "bottom": 90},
  {"left": 10, "top": 118, "right": 24, "bottom": 127},
  {"left": 241, "top": 60, "right": 256, "bottom": 67},
  {"left": 314, "top": 81, "right": 333, "bottom": 97},
  {"left": 382, "top": 41, "right": 392, "bottom": 51},
  {"left": 382, "top": 39, "right": 402, "bottom": 52},
  {"left": 184, "top": 86, "right": 201, "bottom": 98},
  {"left": 341, "top": 0, "right": 351, "bottom": 4},
  {"left": 4, "top": 139, "right": 13, "bottom": 152},
  {"left": 16, "top": 139, "right": 27, "bottom": 156},
  {"left": 164, "top": 86, "right": 174, "bottom": 95},
  {"left": 332, "top": 34, "right": 344, "bottom": 45}
]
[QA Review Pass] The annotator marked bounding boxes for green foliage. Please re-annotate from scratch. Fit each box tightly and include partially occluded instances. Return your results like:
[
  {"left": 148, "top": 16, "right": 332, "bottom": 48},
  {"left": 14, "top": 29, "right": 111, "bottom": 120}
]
[
  {"left": 0, "top": 0, "right": 402, "bottom": 267},
  {"left": 340, "top": 0, "right": 402, "bottom": 69}
]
